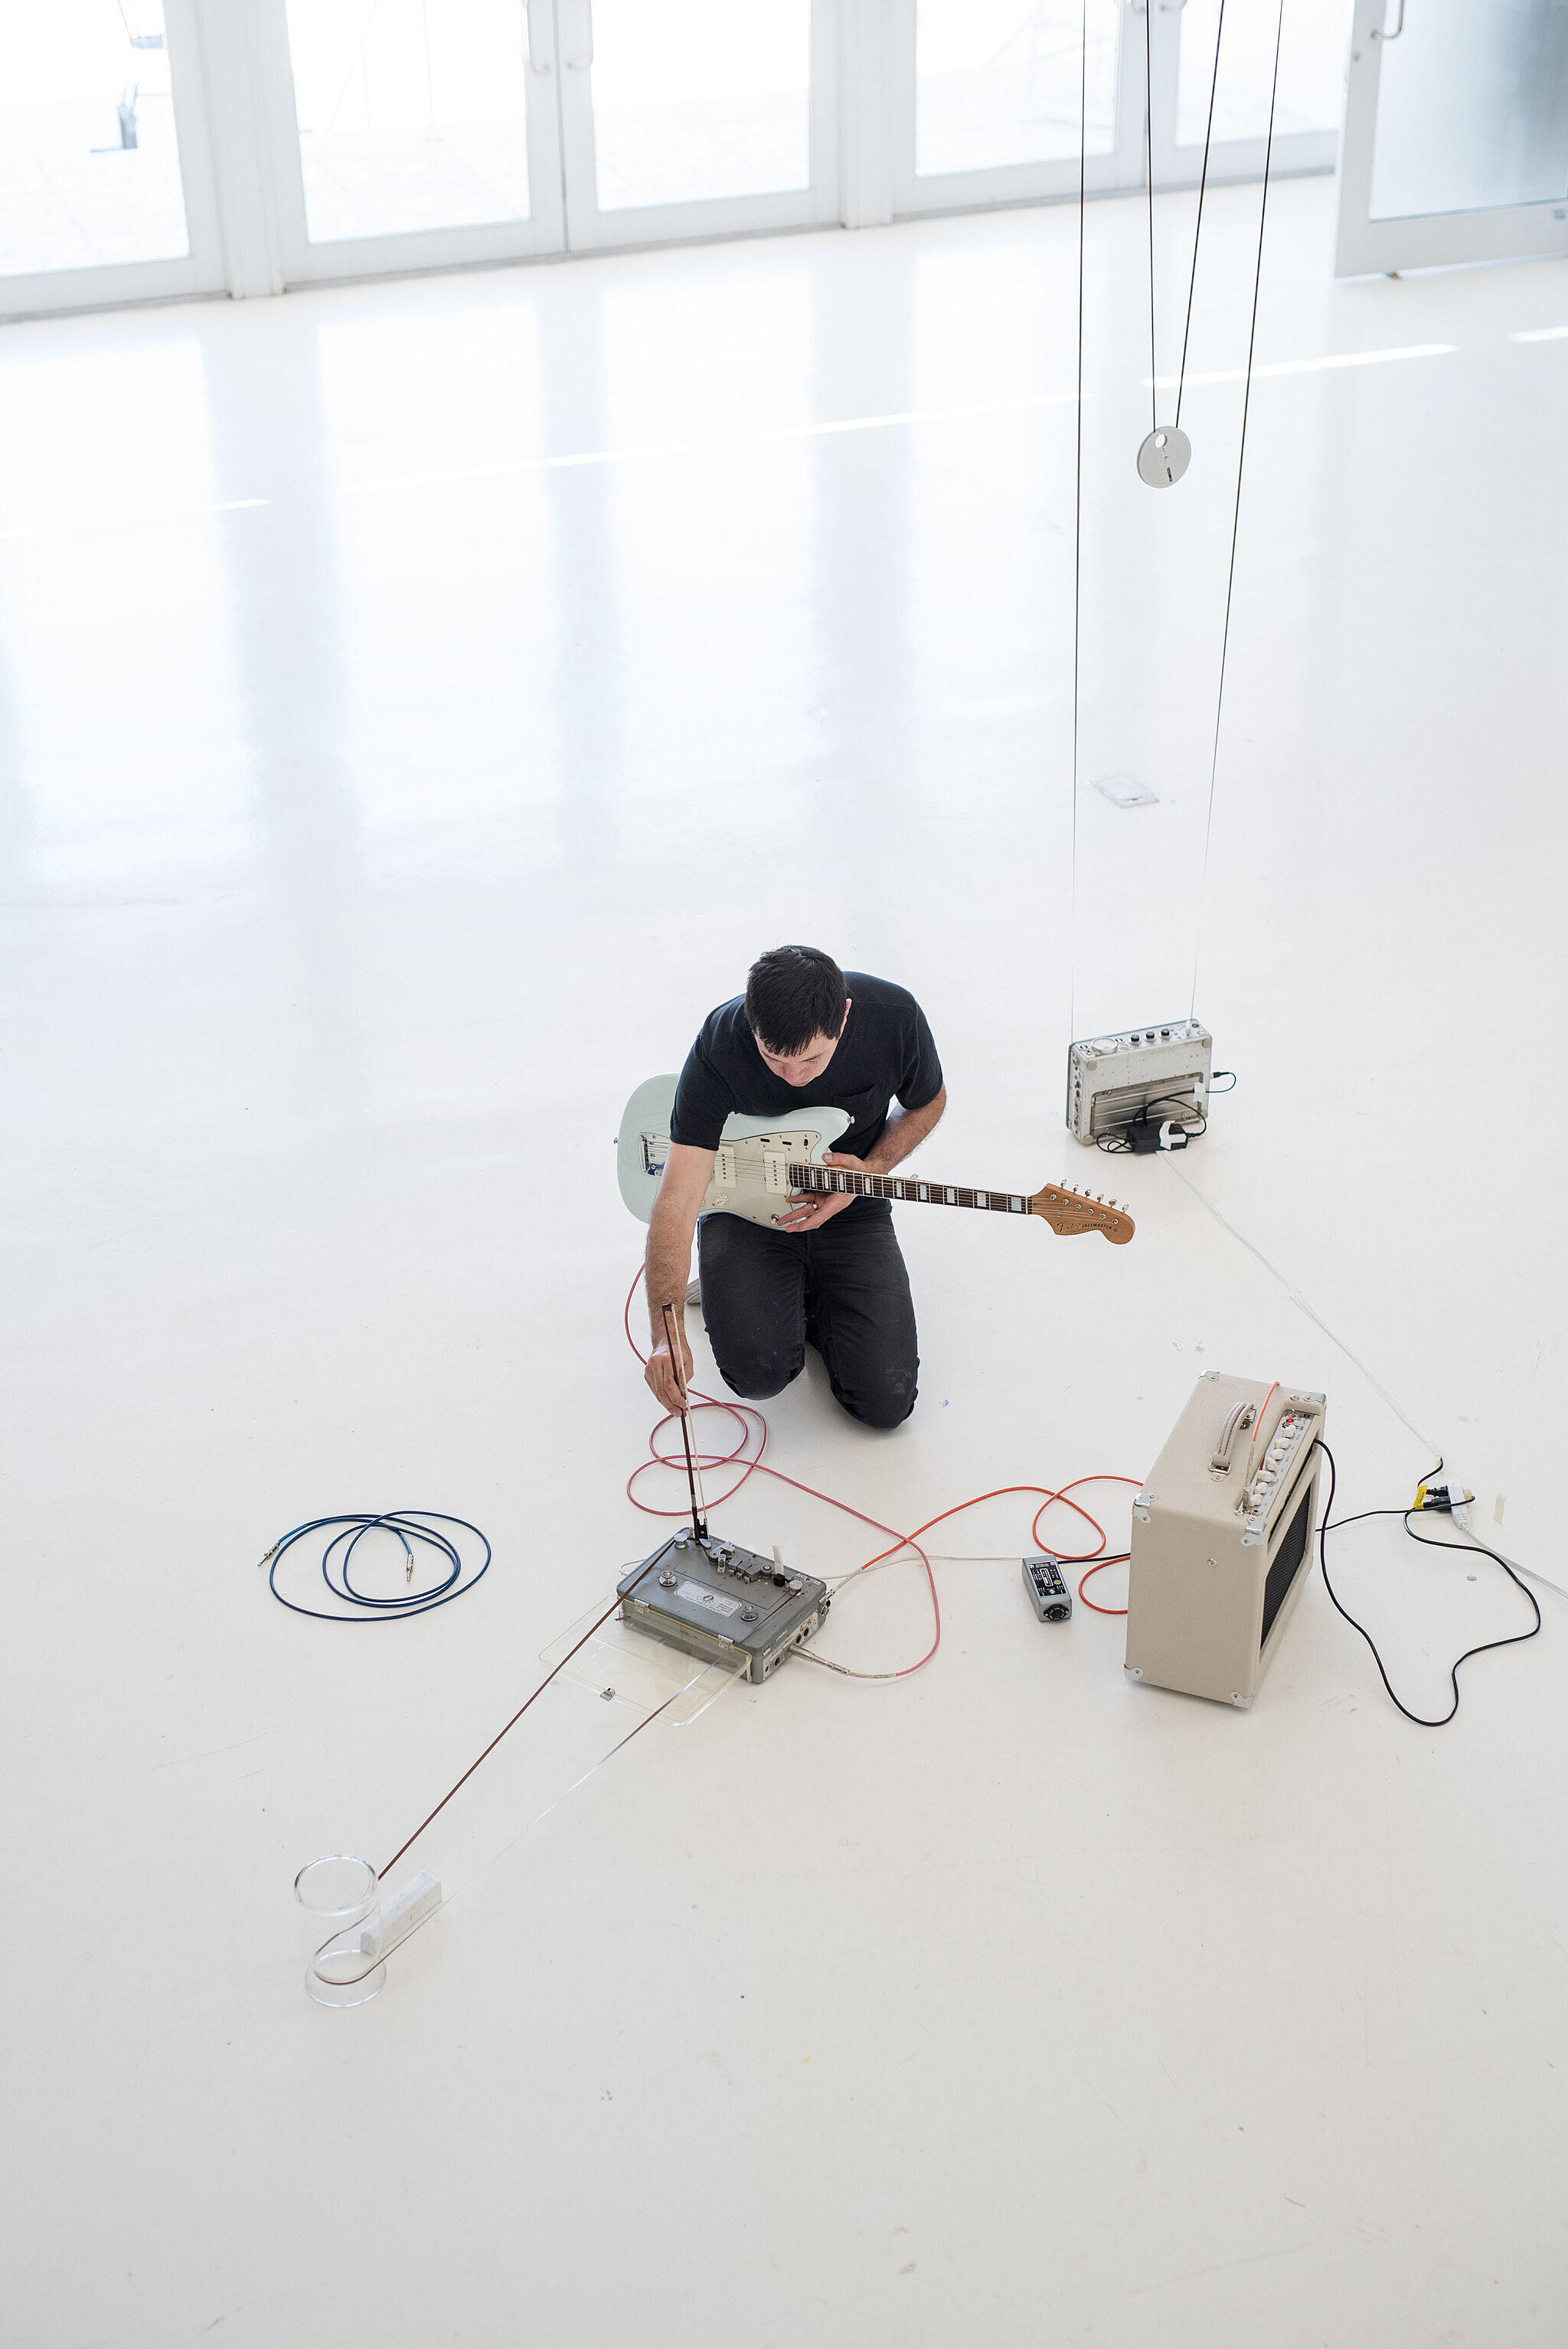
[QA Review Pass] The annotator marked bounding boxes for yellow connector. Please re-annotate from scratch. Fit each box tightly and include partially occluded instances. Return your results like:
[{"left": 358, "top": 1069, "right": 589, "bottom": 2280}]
[{"left": 1414, "top": 1478, "right": 1474, "bottom": 1513}]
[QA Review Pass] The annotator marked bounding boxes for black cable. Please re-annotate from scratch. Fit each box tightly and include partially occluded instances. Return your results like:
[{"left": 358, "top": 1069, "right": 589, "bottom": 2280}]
[
  {"left": 1142, "top": 0, "right": 1158, "bottom": 439},
  {"left": 1315, "top": 1442, "right": 1541, "bottom": 1727},
  {"left": 1188, "top": 0, "right": 1285, "bottom": 1019},
  {"left": 260, "top": 1510, "right": 492, "bottom": 1624},
  {"left": 1068, "top": 0, "right": 1087, "bottom": 1057},
  {"left": 1174, "top": 0, "right": 1227, "bottom": 433},
  {"left": 1095, "top": 1086, "right": 1218, "bottom": 1152}
]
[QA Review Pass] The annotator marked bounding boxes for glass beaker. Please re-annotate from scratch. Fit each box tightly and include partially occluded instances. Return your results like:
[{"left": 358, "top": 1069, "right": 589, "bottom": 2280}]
[{"left": 295, "top": 1854, "right": 385, "bottom": 2008}]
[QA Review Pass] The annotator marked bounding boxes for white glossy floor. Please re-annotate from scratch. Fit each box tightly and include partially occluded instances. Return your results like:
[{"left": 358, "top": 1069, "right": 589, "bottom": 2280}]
[{"left": 4, "top": 178, "right": 1567, "bottom": 2349}]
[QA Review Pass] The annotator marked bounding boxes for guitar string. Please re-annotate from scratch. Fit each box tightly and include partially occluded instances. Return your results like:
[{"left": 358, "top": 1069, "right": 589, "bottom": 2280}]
[
  {"left": 1187, "top": 0, "right": 1285, "bottom": 1018},
  {"left": 788, "top": 1161, "right": 1125, "bottom": 1227}
]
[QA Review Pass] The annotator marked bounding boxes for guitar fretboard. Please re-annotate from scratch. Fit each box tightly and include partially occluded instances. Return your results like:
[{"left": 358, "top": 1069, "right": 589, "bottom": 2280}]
[{"left": 788, "top": 1164, "right": 1028, "bottom": 1215}]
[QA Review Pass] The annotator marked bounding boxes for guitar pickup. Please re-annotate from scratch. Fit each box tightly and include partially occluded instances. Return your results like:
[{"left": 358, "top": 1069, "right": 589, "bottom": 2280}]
[{"left": 714, "top": 1145, "right": 739, "bottom": 1188}]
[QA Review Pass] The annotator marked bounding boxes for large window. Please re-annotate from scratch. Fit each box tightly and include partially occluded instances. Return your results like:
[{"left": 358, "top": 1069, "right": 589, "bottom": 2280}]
[
  {"left": 0, "top": 0, "right": 222, "bottom": 314},
  {"left": 914, "top": 0, "right": 1122, "bottom": 180},
  {"left": 1175, "top": 0, "right": 1354, "bottom": 149},
  {"left": 585, "top": 0, "right": 812, "bottom": 212},
  {"left": 0, "top": 1, "right": 1363, "bottom": 321},
  {"left": 283, "top": 0, "right": 533, "bottom": 244}
]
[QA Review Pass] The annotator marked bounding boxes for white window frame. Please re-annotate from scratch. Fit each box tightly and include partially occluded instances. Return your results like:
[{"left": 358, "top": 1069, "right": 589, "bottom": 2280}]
[
  {"left": 553, "top": 0, "right": 841, "bottom": 256},
  {"left": 0, "top": 0, "right": 1364, "bottom": 322},
  {"left": 0, "top": 0, "right": 227, "bottom": 324},
  {"left": 1146, "top": 0, "right": 1341, "bottom": 191},
  {"left": 884, "top": 0, "right": 1148, "bottom": 217},
  {"left": 1334, "top": 0, "right": 1568, "bottom": 277},
  {"left": 250, "top": 0, "right": 567, "bottom": 289}
]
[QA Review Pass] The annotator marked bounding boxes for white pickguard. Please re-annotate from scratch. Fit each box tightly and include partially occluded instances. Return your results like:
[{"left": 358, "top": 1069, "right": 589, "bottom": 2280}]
[{"left": 617, "top": 1074, "right": 853, "bottom": 1229}]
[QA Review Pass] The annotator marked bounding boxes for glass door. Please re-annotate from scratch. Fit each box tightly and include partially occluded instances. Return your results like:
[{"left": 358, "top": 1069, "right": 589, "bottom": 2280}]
[
  {"left": 888, "top": 0, "right": 1146, "bottom": 214},
  {"left": 554, "top": 0, "right": 838, "bottom": 253},
  {"left": 261, "top": 0, "right": 566, "bottom": 284},
  {"left": 1335, "top": 0, "right": 1568, "bottom": 275},
  {"left": 0, "top": 0, "right": 224, "bottom": 322},
  {"left": 1152, "top": 0, "right": 1354, "bottom": 188}
]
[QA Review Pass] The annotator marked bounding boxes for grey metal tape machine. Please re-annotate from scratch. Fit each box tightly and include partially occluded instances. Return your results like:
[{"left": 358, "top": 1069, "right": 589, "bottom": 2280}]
[{"left": 617, "top": 1528, "right": 830, "bottom": 1685}]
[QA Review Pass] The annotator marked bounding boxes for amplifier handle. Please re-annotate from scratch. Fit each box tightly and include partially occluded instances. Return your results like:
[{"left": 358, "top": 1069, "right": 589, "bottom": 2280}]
[{"left": 1210, "top": 1400, "right": 1256, "bottom": 1475}]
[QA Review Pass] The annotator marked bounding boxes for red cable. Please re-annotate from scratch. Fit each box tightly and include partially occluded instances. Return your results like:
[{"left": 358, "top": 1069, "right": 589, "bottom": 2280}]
[
  {"left": 624, "top": 1269, "right": 1142, "bottom": 1671},
  {"left": 1247, "top": 1379, "right": 1280, "bottom": 1477},
  {"left": 1077, "top": 1555, "right": 1132, "bottom": 1616}
]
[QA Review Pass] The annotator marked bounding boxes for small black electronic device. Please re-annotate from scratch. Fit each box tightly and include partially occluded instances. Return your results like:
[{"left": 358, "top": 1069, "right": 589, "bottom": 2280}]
[{"left": 1023, "top": 1555, "right": 1072, "bottom": 1622}]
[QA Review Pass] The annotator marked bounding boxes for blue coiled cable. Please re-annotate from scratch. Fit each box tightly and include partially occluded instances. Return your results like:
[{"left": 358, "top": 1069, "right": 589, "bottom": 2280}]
[{"left": 260, "top": 1510, "right": 491, "bottom": 1623}]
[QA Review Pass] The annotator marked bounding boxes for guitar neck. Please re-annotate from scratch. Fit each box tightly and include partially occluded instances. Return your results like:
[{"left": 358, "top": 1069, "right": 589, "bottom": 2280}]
[{"left": 788, "top": 1163, "right": 1030, "bottom": 1217}]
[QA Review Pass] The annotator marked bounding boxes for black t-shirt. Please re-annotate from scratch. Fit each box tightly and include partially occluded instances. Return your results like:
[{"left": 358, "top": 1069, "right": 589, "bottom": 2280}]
[{"left": 670, "top": 972, "right": 943, "bottom": 1162}]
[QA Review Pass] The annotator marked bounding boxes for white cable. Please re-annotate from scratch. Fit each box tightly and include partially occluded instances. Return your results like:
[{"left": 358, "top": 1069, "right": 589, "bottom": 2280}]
[
  {"left": 1169, "top": 1161, "right": 1439, "bottom": 1457},
  {"left": 1451, "top": 1531, "right": 1568, "bottom": 1608}
]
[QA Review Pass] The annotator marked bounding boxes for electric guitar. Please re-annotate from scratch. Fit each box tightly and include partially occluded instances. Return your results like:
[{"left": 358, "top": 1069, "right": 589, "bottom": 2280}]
[{"left": 616, "top": 1076, "right": 1134, "bottom": 1244}]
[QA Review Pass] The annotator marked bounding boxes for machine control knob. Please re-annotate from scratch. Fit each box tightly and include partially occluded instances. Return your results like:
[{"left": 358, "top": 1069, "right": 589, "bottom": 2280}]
[{"left": 658, "top": 1570, "right": 677, "bottom": 1589}]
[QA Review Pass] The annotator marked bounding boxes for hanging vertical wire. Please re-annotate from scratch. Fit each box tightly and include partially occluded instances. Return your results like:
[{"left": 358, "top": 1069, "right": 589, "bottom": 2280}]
[
  {"left": 1143, "top": 0, "right": 1158, "bottom": 433},
  {"left": 1067, "top": 0, "right": 1088, "bottom": 1122},
  {"left": 1187, "top": 0, "right": 1286, "bottom": 1018},
  {"left": 1174, "top": 0, "right": 1227, "bottom": 433}
]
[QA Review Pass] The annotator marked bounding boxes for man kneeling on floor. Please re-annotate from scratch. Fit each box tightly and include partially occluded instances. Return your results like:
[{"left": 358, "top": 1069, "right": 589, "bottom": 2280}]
[{"left": 643, "top": 945, "right": 946, "bottom": 1430}]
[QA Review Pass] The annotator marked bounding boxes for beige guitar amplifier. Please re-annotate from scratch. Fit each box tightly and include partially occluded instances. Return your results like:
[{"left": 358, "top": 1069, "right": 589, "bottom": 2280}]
[{"left": 1125, "top": 1373, "right": 1327, "bottom": 1708}]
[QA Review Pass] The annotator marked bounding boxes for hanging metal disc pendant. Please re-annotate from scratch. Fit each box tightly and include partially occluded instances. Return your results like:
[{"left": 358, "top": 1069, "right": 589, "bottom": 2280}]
[{"left": 1136, "top": 426, "right": 1192, "bottom": 488}]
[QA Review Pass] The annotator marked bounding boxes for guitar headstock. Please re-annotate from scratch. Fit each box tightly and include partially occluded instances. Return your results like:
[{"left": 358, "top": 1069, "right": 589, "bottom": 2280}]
[{"left": 1028, "top": 1183, "right": 1135, "bottom": 1244}]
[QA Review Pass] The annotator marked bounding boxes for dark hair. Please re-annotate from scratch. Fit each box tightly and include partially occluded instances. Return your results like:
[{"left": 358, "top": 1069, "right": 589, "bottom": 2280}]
[{"left": 745, "top": 946, "right": 848, "bottom": 1057}]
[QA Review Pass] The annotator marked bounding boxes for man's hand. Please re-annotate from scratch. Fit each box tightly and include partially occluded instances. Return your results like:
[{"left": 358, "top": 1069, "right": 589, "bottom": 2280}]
[
  {"left": 645, "top": 1321, "right": 695, "bottom": 1416},
  {"left": 776, "top": 1089, "right": 948, "bottom": 1233},
  {"left": 775, "top": 1149, "right": 862, "bottom": 1233}
]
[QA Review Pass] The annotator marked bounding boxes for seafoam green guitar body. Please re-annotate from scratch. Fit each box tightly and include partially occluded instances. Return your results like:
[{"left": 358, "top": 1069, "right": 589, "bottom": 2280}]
[{"left": 617, "top": 1075, "right": 851, "bottom": 1229}]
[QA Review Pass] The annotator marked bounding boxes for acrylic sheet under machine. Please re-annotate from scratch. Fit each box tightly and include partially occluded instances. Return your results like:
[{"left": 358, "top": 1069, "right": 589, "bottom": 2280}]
[
  {"left": 1125, "top": 1372, "right": 1327, "bottom": 1707},
  {"left": 541, "top": 1593, "right": 747, "bottom": 1724}
]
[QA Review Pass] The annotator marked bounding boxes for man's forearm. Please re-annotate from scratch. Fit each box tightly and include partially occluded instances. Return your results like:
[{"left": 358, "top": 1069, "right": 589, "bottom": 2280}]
[
  {"left": 861, "top": 1085, "right": 947, "bottom": 1174},
  {"left": 645, "top": 1200, "right": 696, "bottom": 1338}
]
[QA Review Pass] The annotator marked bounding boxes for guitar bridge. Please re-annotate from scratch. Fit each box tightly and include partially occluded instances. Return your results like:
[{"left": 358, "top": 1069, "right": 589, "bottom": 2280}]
[{"left": 639, "top": 1131, "right": 668, "bottom": 1178}]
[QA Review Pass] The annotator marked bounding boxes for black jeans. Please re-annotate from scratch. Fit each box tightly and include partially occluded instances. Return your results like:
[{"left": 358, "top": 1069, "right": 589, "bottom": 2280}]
[{"left": 697, "top": 1200, "right": 918, "bottom": 1430}]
